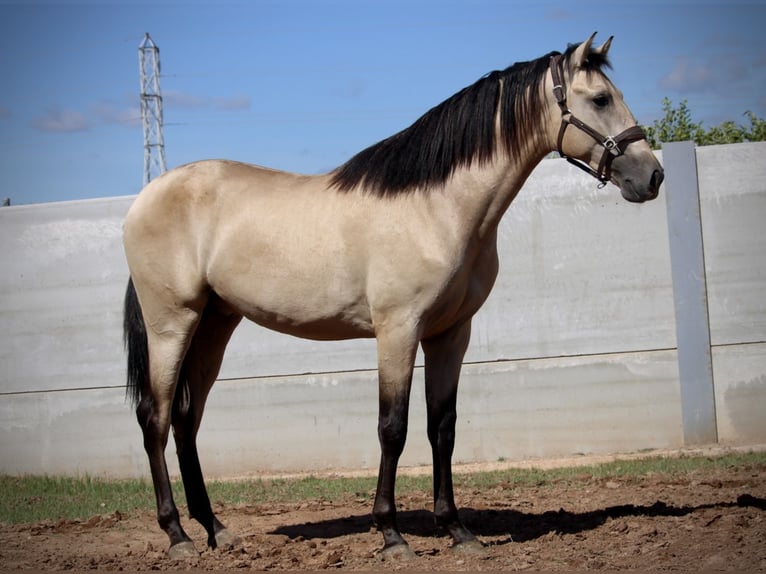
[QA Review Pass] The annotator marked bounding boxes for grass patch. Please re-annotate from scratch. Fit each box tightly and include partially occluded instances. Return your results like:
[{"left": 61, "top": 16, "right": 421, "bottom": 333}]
[
  {"left": 454, "top": 450, "right": 766, "bottom": 491},
  {"left": 2, "top": 450, "right": 763, "bottom": 525},
  {"left": 0, "top": 474, "right": 158, "bottom": 525}
]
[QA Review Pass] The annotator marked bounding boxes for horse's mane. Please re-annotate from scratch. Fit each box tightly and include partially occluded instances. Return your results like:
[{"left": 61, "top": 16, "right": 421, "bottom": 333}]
[{"left": 330, "top": 43, "right": 610, "bottom": 197}]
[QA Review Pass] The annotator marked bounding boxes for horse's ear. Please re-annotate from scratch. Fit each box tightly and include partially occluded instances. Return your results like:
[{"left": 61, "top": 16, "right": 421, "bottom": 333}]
[
  {"left": 592, "top": 35, "right": 614, "bottom": 58},
  {"left": 572, "top": 32, "right": 598, "bottom": 68}
]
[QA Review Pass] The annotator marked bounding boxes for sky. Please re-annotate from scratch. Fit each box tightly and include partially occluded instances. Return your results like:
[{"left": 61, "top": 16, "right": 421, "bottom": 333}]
[{"left": 1, "top": 0, "right": 765, "bottom": 205}]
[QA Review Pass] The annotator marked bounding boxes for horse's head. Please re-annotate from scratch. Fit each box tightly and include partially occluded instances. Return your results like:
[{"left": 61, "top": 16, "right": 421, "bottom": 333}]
[{"left": 548, "top": 33, "right": 663, "bottom": 203}]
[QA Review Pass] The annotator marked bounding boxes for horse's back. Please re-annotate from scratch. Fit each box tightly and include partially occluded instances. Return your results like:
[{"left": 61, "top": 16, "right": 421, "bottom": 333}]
[
  {"left": 126, "top": 160, "right": 314, "bottom": 221},
  {"left": 124, "top": 159, "right": 324, "bottom": 265},
  {"left": 123, "top": 160, "right": 376, "bottom": 338}
]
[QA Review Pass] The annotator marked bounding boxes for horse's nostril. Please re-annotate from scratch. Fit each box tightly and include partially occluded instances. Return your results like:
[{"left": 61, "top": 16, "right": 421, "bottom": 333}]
[{"left": 650, "top": 169, "right": 664, "bottom": 191}]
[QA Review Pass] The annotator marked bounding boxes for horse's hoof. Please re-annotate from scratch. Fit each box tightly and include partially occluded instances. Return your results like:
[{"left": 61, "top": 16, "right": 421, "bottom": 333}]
[
  {"left": 453, "top": 539, "right": 487, "bottom": 555},
  {"left": 214, "top": 528, "right": 241, "bottom": 550},
  {"left": 167, "top": 540, "right": 198, "bottom": 559},
  {"left": 379, "top": 543, "right": 417, "bottom": 561}
]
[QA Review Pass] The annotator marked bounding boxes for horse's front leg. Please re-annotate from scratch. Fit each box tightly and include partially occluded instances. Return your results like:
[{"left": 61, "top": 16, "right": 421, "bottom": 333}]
[
  {"left": 422, "top": 320, "right": 485, "bottom": 553},
  {"left": 372, "top": 324, "right": 419, "bottom": 559}
]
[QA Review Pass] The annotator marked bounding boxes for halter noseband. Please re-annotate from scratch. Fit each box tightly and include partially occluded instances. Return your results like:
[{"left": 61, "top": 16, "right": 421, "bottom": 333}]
[{"left": 549, "top": 54, "right": 647, "bottom": 187}]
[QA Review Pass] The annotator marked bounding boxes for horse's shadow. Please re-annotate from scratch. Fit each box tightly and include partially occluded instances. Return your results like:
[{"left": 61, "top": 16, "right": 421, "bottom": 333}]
[{"left": 271, "top": 494, "right": 765, "bottom": 543}]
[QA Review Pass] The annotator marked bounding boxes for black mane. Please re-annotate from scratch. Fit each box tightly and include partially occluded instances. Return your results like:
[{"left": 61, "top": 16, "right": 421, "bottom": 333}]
[{"left": 330, "top": 43, "right": 610, "bottom": 197}]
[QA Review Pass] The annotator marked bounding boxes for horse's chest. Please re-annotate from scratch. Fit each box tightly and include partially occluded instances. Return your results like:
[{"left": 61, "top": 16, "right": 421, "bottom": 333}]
[{"left": 423, "top": 243, "right": 499, "bottom": 335}]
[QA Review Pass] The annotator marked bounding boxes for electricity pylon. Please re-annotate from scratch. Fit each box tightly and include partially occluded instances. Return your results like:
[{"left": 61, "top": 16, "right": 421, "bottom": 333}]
[{"left": 139, "top": 33, "right": 167, "bottom": 186}]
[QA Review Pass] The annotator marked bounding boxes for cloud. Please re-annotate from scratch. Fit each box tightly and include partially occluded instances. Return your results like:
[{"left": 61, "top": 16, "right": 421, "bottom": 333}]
[
  {"left": 163, "top": 90, "right": 207, "bottom": 109},
  {"left": 32, "top": 108, "right": 90, "bottom": 133},
  {"left": 27, "top": 90, "right": 250, "bottom": 135},
  {"left": 32, "top": 100, "right": 142, "bottom": 132},
  {"left": 91, "top": 101, "right": 142, "bottom": 127},
  {"left": 659, "top": 57, "right": 715, "bottom": 93},
  {"left": 164, "top": 90, "right": 251, "bottom": 111},
  {"left": 660, "top": 55, "right": 749, "bottom": 95},
  {"left": 214, "top": 94, "right": 250, "bottom": 110}
]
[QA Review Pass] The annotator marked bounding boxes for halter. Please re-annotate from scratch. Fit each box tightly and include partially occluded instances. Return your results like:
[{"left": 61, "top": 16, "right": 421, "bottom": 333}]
[{"left": 549, "top": 54, "right": 647, "bottom": 187}]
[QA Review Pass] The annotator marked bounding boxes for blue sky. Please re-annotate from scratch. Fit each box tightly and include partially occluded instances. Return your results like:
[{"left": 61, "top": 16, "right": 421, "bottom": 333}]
[{"left": 1, "top": 0, "right": 765, "bottom": 205}]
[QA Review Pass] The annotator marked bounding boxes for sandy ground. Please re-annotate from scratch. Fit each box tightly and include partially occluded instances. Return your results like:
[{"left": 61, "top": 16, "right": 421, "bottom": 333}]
[{"left": 1, "top": 450, "right": 765, "bottom": 570}]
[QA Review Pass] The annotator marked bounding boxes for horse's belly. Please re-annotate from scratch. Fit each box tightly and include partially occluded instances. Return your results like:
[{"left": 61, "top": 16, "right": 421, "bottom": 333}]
[
  {"left": 245, "top": 307, "right": 374, "bottom": 341},
  {"left": 213, "top": 278, "right": 374, "bottom": 341}
]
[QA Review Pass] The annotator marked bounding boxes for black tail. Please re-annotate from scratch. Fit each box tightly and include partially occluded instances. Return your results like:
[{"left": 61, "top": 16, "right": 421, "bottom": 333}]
[{"left": 123, "top": 277, "right": 149, "bottom": 408}]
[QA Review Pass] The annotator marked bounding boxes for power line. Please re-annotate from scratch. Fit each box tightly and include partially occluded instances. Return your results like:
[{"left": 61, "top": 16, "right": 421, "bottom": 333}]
[{"left": 139, "top": 33, "right": 167, "bottom": 186}]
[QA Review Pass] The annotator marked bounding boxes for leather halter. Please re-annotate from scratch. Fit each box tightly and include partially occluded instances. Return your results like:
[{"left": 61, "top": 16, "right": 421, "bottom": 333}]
[{"left": 549, "top": 54, "right": 647, "bottom": 187}]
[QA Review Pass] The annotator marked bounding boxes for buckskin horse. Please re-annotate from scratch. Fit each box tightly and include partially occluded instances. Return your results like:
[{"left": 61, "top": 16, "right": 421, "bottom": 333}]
[{"left": 123, "top": 34, "right": 663, "bottom": 559}]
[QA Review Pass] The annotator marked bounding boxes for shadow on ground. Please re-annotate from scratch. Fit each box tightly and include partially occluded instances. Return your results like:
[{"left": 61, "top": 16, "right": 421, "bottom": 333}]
[{"left": 272, "top": 494, "right": 766, "bottom": 543}]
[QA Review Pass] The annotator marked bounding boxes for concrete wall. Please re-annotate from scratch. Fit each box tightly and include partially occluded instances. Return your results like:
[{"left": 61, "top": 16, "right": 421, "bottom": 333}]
[
  {"left": 0, "top": 142, "right": 763, "bottom": 478},
  {"left": 697, "top": 144, "right": 766, "bottom": 445}
]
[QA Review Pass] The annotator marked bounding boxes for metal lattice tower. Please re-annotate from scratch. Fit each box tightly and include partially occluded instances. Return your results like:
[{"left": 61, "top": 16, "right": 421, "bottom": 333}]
[{"left": 139, "top": 33, "right": 167, "bottom": 186}]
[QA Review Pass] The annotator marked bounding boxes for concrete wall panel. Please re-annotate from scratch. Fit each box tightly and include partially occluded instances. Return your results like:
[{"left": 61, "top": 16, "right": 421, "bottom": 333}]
[
  {"left": 0, "top": 351, "right": 681, "bottom": 478},
  {"left": 0, "top": 198, "right": 132, "bottom": 394},
  {"left": 712, "top": 343, "right": 766, "bottom": 445},
  {"left": 698, "top": 143, "right": 766, "bottom": 346}
]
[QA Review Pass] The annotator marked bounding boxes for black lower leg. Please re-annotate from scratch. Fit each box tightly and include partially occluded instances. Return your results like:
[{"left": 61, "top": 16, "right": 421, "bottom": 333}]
[
  {"left": 173, "top": 384, "right": 227, "bottom": 549},
  {"left": 372, "top": 395, "right": 409, "bottom": 550},
  {"left": 138, "top": 395, "right": 192, "bottom": 549},
  {"left": 423, "top": 322, "right": 480, "bottom": 549},
  {"left": 428, "top": 403, "right": 477, "bottom": 546},
  {"left": 177, "top": 443, "right": 227, "bottom": 548}
]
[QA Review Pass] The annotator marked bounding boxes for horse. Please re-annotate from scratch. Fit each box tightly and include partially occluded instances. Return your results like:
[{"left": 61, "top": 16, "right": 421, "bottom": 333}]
[{"left": 122, "top": 33, "right": 663, "bottom": 560}]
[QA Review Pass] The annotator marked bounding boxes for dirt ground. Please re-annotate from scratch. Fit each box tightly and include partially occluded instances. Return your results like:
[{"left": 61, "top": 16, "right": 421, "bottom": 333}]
[{"left": 2, "top": 458, "right": 765, "bottom": 571}]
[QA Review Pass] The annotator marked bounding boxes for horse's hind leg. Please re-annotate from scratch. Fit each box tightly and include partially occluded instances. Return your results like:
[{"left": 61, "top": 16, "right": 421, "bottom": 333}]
[
  {"left": 172, "top": 298, "right": 242, "bottom": 551},
  {"left": 136, "top": 306, "right": 202, "bottom": 558},
  {"left": 422, "top": 320, "right": 484, "bottom": 553}
]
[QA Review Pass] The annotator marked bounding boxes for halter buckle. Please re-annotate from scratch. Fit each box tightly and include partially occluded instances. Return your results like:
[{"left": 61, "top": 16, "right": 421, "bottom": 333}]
[{"left": 552, "top": 84, "right": 566, "bottom": 105}]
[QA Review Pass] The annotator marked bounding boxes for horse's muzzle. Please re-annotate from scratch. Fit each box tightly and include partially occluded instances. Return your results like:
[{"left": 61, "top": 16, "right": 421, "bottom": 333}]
[{"left": 619, "top": 168, "right": 664, "bottom": 203}]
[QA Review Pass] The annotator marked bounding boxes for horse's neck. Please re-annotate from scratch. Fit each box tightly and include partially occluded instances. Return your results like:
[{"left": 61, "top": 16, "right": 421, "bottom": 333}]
[{"left": 446, "top": 146, "right": 549, "bottom": 242}]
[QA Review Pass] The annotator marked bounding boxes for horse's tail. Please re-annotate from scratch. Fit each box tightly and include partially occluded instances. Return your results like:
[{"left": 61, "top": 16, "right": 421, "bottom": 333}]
[{"left": 123, "top": 276, "right": 149, "bottom": 408}]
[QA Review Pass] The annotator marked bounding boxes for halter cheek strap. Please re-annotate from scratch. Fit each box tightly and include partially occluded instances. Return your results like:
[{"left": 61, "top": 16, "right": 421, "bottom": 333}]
[{"left": 549, "top": 55, "right": 647, "bottom": 187}]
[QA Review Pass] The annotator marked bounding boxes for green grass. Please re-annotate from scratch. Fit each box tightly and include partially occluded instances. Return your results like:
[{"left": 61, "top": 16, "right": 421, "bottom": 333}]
[
  {"left": 0, "top": 474, "right": 158, "bottom": 525},
  {"left": 2, "top": 450, "right": 763, "bottom": 525}
]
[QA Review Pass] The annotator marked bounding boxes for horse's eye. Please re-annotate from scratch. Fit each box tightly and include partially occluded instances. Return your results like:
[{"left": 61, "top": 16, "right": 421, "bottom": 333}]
[{"left": 593, "top": 94, "right": 610, "bottom": 108}]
